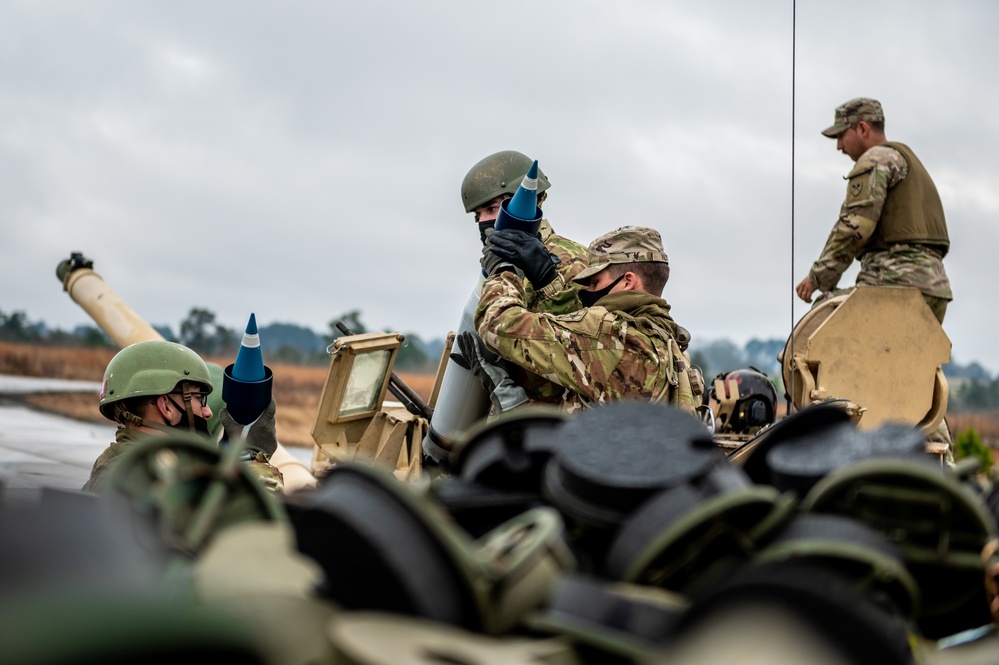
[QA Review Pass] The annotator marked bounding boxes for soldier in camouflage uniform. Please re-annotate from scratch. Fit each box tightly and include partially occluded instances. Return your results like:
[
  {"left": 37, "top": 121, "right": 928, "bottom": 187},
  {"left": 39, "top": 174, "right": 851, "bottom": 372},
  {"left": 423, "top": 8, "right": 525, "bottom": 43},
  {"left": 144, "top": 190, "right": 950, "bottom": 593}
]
[
  {"left": 475, "top": 225, "right": 703, "bottom": 415},
  {"left": 83, "top": 340, "right": 284, "bottom": 493},
  {"left": 461, "top": 151, "right": 590, "bottom": 406},
  {"left": 797, "top": 98, "right": 954, "bottom": 454},
  {"left": 795, "top": 98, "right": 952, "bottom": 323},
  {"left": 461, "top": 150, "right": 588, "bottom": 316}
]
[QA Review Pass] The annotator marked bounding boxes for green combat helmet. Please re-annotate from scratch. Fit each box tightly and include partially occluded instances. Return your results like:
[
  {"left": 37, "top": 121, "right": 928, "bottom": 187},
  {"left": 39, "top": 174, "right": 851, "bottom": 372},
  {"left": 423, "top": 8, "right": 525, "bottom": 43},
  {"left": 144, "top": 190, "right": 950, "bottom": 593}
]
[
  {"left": 460, "top": 150, "right": 551, "bottom": 213},
  {"left": 99, "top": 340, "right": 214, "bottom": 430}
]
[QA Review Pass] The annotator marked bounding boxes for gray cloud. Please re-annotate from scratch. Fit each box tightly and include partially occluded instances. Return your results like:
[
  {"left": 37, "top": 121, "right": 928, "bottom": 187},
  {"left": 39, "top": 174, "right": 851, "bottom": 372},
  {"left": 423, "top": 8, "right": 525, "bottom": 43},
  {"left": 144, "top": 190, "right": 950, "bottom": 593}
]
[{"left": 2, "top": 0, "right": 997, "bottom": 374}]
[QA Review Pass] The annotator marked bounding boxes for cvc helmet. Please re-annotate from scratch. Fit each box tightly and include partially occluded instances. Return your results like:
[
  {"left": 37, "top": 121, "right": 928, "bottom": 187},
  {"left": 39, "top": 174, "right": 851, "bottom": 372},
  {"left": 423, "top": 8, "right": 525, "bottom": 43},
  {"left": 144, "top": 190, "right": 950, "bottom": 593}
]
[
  {"left": 710, "top": 368, "right": 778, "bottom": 434},
  {"left": 99, "top": 340, "right": 213, "bottom": 422},
  {"left": 460, "top": 150, "right": 551, "bottom": 213}
]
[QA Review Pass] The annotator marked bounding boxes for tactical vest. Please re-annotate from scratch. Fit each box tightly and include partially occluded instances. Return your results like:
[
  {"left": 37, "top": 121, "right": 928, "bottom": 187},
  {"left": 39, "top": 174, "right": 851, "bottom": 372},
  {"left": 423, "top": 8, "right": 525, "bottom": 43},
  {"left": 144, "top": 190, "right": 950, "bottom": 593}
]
[{"left": 861, "top": 142, "right": 949, "bottom": 257}]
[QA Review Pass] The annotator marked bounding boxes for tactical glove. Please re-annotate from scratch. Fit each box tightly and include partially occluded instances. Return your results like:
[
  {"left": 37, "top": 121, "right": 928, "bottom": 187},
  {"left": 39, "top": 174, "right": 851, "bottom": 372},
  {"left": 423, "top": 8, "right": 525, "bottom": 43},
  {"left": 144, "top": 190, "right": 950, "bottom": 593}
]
[
  {"left": 480, "top": 243, "right": 519, "bottom": 278},
  {"left": 451, "top": 331, "right": 529, "bottom": 413},
  {"left": 220, "top": 397, "right": 278, "bottom": 457},
  {"left": 485, "top": 228, "right": 561, "bottom": 289}
]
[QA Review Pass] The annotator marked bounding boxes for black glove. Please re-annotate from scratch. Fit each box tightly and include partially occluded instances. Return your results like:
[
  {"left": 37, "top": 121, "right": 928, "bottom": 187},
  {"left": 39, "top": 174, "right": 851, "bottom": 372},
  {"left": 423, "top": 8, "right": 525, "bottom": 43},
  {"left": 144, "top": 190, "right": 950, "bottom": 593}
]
[
  {"left": 480, "top": 242, "right": 515, "bottom": 278},
  {"left": 220, "top": 397, "right": 278, "bottom": 457},
  {"left": 451, "top": 331, "right": 528, "bottom": 413},
  {"left": 486, "top": 228, "right": 560, "bottom": 289}
]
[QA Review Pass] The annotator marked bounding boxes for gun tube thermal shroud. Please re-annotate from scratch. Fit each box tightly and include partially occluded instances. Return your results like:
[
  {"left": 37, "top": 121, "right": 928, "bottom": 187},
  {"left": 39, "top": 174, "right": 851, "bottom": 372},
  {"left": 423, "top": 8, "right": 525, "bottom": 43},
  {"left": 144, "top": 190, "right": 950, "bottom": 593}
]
[
  {"left": 57, "top": 253, "right": 164, "bottom": 348},
  {"left": 222, "top": 314, "right": 274, "bottom": 426},
  {"left": 422, "top": 276, "right": 492, "bottom": 463}
]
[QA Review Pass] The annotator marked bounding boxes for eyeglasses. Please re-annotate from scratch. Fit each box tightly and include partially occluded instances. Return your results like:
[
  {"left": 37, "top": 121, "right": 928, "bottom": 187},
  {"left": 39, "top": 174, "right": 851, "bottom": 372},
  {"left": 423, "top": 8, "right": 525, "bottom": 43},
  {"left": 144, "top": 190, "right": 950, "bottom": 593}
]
[{"left": 172, "top": 391, "right": 210, "bottom": 407}]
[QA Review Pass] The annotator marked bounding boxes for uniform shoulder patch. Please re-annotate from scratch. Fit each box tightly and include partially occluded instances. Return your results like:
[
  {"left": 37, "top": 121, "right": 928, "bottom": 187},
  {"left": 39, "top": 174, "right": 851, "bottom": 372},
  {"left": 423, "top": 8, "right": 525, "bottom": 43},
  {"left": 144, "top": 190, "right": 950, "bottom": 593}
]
[
  {"left": 552, "top": 307, "right": 609, "bottom": 337},
  {"left": 555, "top": 309, "right": 589, "bottom": 323},
  {"left": 844, "top": 162, "right": 876, "bottom": 208}
]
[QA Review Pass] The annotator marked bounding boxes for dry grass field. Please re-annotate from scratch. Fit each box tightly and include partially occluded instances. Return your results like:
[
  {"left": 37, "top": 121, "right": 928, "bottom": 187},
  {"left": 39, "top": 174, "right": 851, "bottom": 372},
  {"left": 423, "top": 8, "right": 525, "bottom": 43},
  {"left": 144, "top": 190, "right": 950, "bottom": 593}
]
[
  {"left": 2, "top": 341, "right": 998, "bottom": 451},
  {"left": 0, "top": 341, "right": 435, "bottom": 448}
]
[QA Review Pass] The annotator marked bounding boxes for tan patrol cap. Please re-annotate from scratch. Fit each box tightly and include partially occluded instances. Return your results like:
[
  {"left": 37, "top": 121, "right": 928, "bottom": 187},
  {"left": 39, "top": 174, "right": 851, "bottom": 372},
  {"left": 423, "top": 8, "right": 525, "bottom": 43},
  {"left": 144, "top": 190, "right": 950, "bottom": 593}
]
[
  {"left": 572, "top": 226, "right": 669, "bottom": 284},
  {"left": 821, "top": 98, "right": 885, "bottom": 138}
]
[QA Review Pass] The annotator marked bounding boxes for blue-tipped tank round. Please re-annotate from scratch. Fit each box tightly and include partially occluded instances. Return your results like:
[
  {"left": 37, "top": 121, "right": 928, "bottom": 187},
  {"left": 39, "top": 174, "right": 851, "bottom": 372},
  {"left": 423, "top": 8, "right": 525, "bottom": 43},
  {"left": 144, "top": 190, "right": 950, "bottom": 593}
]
[
  {"left": 222, "top": 312, "right": 274, "bottom": 425},
  {"left": 495, "top": 159, "right": 543, "bottom": 236},
  {"left": 232, "top": 313, "right": 265, "bottom": 381},
  {"left": 506, "top": 160, "right": 539, "bottom": 219}
]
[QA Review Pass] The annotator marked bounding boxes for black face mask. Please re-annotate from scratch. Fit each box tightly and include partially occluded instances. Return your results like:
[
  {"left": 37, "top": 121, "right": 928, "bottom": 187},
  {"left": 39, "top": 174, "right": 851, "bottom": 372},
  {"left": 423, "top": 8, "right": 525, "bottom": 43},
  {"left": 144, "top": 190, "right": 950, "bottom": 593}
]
[
  {"left": 579, "top": 273, "right": 625, "bottom": 308},
  {"left": 477, "top": 220, "right": 495, "bottom": 246},
  {"left": 166, "top": 395, "right": 212, "bottom": 437}
]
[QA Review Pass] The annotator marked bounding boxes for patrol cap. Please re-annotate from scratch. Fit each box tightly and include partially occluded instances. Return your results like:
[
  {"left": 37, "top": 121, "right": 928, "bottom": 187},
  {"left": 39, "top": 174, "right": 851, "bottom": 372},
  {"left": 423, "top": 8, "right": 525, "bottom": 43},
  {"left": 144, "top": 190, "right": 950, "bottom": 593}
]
[
  {"left": 821, "top": 98, "right": 885, "bottom": 137},
  {"left": 572, "top": 226, "right": 669, "bottom": 284}
]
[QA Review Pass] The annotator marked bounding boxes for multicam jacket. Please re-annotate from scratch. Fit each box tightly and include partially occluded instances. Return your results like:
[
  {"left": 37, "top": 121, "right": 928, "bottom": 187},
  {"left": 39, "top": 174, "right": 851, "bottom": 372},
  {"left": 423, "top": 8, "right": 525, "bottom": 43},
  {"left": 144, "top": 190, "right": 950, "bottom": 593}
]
[
  {"left": 514, "top": 218, "right": 589, "bottom": 404},
  {"left": 475, "top": 271, "right": 700, "bottom": 415},
  {"left": 524, "top": 218, "right": 588, "bottom": 315},
  {"left": 81, "top": 428, "right": 284, "bottom": 494},
  {"left": 808, "top": 143, "right": 952, "bottom": 303},
  {"left": 81, "top": 427, "right": 141, "bottom": 493}
]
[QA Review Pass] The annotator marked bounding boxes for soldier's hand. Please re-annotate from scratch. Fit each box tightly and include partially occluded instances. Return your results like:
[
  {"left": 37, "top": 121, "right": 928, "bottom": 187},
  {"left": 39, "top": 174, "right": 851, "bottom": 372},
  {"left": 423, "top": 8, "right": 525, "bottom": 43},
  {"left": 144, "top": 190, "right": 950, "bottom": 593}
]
[
  {"left": 220, "top": 398, "right": 278, "bottom": 457},
  {"left": 480, "top": 242, "right": 516, "bottom": 277},
  {"left": 452, "top": 331, "right": 500, "bottom": 382},
  {"left": 487, "top": 228, "right": 560, "bottom": 289},
  {"left": 451, "top": 331, "right": 528, "bottom": 413},
  {"left": 795, "top": 276, "right": 817, "bottom": 303}
]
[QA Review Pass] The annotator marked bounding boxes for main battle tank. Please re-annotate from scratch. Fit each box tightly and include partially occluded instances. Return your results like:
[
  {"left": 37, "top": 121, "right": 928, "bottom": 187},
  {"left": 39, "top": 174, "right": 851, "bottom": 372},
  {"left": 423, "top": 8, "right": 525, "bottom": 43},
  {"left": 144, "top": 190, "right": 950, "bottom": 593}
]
[
  {"left": 55, "top": 251, "right": 958, "bottom": 479},
  {"left": 37, "top": 252, "right": 999, "bottom": 663}
]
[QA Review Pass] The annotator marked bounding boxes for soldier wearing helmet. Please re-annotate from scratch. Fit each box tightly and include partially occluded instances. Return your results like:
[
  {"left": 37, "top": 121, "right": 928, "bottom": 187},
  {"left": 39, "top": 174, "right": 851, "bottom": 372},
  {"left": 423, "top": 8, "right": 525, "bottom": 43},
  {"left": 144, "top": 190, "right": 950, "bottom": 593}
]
[
  {"left": 459, "top": 151, "right": 591, "bottom": 409},
  {"left": 795, "top": 98, "right": 952, "bottom": 323},
  {"left": 82, "top": 340, "right": 217, "bottom": 493},
  {"left": 83, "top": 339, "right": 286, "bottom": 493},
  {"left": 461, "top": 150, "right": 588, "bottom": 316},
  {"left": 709, "top": 368, "right": 778, "bottom": 436},
  {"left": 476, "top": 225, "right": 703, "bottom": 415}
]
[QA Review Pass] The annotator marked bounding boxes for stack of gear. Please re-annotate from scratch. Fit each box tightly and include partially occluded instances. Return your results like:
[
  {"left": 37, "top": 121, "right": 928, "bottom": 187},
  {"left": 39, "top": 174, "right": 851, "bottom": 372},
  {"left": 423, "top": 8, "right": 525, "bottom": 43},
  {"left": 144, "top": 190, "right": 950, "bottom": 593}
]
[{"left": 2, "top": 399, "right": 997, "bottom": 665}]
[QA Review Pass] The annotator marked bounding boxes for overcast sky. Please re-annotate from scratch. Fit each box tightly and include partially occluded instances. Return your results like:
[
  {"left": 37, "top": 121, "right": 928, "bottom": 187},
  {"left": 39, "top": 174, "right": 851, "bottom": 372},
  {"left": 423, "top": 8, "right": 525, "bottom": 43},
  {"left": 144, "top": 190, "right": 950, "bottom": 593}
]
[{"left": 3, "top": 1, "right": 998, "bottom": 375}]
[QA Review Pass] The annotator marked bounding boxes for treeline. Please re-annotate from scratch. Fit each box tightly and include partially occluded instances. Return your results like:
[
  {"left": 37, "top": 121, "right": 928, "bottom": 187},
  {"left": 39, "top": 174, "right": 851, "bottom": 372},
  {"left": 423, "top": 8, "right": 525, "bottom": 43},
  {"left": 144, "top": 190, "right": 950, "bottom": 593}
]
[
  {"left": 3, "top": 307, "right": 997, "bottom": 408},
  {"left": 0, "top": 307, "right": 442, "bottom": 373}
]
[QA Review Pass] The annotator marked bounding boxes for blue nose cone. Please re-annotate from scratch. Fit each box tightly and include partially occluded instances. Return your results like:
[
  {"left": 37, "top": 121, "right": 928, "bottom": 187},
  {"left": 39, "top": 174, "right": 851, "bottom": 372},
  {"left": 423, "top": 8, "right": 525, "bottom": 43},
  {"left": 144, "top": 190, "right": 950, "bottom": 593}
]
[
  {"left": 495, "top": 159, "right": 544, "bottom": 236},
  {"left": 506, "top": 160, "right": 539, "bottom": 220},
  {"left": 232, "top": 313, "right": 265, "bottom": 382},
  {"left": 222, "top": 312, "right": 273, "bottom": 425}
]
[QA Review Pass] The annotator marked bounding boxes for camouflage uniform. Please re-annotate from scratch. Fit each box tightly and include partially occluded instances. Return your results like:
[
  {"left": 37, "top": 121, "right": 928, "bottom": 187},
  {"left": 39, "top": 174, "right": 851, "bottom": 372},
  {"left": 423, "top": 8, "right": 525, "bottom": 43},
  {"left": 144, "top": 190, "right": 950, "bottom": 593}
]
[
  {"left": 460, "top": 150, "right": 590, "bottom": 407},
  {"left": 476, "top": 226, "right": 701, "bottom": 415},
  {"left": 82, "top": 426, "right": 285, "bottom": 494},
  {"left": 810, "top": 99, "right": 952, "bottom": 323},
  {"left": 82, "top": 428, "right": 142, "bottom": 493},
  {"left": 813, "top": 99, "right": 954, "bottom": 453},
  {"left": 514, "top": 218, "right": 589, "bottom": 405},
  {"left": 83, "top": 341, "right": 285, "bottom": 494},
  {"left": 526, "top": 218, "right": 588, "bottom": 316}
]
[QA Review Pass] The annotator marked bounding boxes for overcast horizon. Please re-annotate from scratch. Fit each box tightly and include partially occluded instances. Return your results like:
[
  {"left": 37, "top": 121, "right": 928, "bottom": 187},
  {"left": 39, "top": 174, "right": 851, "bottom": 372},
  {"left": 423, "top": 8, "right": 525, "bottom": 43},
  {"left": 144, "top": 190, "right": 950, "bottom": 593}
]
[{"left": 4, "top": 1, "right": 998, "bottom": 374}]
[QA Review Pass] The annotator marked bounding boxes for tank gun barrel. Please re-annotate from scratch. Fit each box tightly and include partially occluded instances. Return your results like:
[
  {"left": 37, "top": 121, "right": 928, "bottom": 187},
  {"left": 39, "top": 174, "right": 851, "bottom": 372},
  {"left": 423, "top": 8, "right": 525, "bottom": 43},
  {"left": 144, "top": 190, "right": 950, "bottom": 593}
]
[
  {"left": 56, "top": 251, "right": 165, "bottom": 347},
  {"left": 54, "top": 251, "right": 317, "bottom": 491}
]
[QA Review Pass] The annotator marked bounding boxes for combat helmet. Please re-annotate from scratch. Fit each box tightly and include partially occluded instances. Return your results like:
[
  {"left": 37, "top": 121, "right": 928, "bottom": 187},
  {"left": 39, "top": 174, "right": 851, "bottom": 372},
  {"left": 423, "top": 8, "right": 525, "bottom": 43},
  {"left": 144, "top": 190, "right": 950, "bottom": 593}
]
[
  {"left": 710, "top": 368, "right": 778, "bottom": 434},
  {"left": 461, "top": 150, "right": 551, "bottom": 213},
  {"left": 99, "top": 340, "right": 213, "bottom": 422}
]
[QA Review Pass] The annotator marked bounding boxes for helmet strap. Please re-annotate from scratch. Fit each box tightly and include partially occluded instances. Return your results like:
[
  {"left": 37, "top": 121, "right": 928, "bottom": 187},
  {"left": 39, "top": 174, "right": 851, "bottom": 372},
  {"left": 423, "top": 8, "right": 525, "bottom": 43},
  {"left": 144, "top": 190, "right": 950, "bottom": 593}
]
[
  {"left": 114, "top": 401, "right": 178, "bottom": 435},
  {"left": 113, "top": 402, "right": 146, "bottom": 428},
  {"left": 166, "top": 386, "right": 198, "bottom": 431}
]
